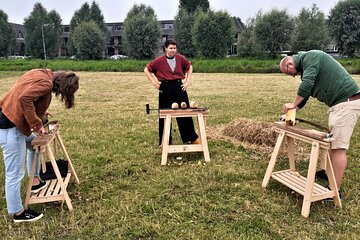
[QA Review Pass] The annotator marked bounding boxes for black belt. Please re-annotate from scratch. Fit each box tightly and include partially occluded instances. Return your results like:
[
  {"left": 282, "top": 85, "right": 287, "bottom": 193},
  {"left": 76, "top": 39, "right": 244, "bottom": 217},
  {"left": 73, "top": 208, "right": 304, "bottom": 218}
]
[
  {"left": 348, "top": 92, "right": 360, "bottom": 102},
  {"left": 160, "top": 79, "right": 182, "bottom": 83}
]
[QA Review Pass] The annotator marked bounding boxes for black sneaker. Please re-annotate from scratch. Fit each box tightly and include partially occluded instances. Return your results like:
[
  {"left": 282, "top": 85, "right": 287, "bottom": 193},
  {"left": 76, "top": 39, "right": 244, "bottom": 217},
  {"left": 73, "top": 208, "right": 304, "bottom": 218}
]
[
  {"left": 316, "top": 170, "right": 328, "bottom": 182},
  {"left": 31, "top": 180, "right": 47, "bottom": 193},
  {"left": 323, "top": 185, "right": 341, "bottom": 202},
  {"left": 13, "top": 209, "right": 43, "bottom": 223}
]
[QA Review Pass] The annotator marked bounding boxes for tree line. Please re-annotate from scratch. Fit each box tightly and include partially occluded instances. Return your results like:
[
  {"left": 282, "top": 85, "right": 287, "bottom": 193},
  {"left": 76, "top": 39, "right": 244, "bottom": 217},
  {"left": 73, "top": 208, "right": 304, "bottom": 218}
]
[
  {"left": 238, "top": 0, "right": 360, "bottom": 58},
  {"left": 0, "top": 0, "right": 359, "bottom": 60}
]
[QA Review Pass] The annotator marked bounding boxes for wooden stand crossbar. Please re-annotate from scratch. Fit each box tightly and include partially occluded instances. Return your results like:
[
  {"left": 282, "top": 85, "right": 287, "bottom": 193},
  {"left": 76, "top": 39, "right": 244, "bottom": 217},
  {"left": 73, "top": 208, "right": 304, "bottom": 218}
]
[
  {"left": 159, "top": 108, "right": 210, "bottom": 165},
  {"left": 24, "top": 124, "right": 79, "bottom": 211},
  {"left": 262, "top": 122, "right": 341, "bottom": 218}
]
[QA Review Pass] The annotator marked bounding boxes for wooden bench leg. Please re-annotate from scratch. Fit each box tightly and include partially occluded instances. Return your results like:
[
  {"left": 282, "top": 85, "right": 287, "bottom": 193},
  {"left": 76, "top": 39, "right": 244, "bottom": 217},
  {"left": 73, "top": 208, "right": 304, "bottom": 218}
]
[
  {"left": 197, "top": 113, "right": 210, "bottom": 162},
  {"left": 25, "top": 148, "right": 40, "bottom": 209},
  {"left": 56, "top": 132, "right": 80, "bottom": 184},
  {"left": 161, "top": 115, "right": 172, "bottom": 165},
  {"left": 287, "top": 137, "right": 296, "bottom": 171},
  {"left": 262, "top": 131, "right": 286, "bottom": 188},
  {"left": 301, "top": 141, "right": 320, "bottom": 218},
  {"left": 320, "top": 149, "right": 327, "bottom": 170},
  {"left": 47, "top": 145, "right": 73, "bottom": 211},
  {"left": 325, "top": 151, "right": 342, "bottom": 207}
]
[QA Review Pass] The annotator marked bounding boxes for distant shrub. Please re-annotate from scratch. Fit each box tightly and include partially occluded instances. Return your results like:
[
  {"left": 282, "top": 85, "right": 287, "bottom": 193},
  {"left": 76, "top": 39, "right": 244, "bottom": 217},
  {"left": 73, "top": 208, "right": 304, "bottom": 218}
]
[{"left": 0, "top": 58, "right": 359, "bottom": 74}]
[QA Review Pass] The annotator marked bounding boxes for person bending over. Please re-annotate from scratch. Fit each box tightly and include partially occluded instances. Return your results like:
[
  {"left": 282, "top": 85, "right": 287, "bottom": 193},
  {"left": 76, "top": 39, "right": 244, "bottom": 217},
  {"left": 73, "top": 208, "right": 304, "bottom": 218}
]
[
  {"left": 279, "top": 50, "right": 359, "bottom": 194},
  {"left": 0, "top": 69, "right": 79, "bottom": 222}
]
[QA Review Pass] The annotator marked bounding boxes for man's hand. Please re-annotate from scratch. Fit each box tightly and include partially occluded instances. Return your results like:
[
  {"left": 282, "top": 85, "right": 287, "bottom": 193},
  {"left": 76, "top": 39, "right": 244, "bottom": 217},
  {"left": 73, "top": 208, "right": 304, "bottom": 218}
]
[
  {"left": 283, "top": 103, "right": 297, "bottom": 113},
  {"left": 181, "top": 81, "right": 190, "bottom": 91},
  {"left": 39, "top": 127, "right": 47, "bottom": 134},
  {"left": 153, "top": 81, "right": 161, "bottom": 90}
]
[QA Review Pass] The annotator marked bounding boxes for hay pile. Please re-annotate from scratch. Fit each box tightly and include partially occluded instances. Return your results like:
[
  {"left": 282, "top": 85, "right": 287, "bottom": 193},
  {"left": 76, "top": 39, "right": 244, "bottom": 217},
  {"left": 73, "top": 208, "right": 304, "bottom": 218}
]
[{"left": 222, "top": 118, "right": 277, "bottom": 147}]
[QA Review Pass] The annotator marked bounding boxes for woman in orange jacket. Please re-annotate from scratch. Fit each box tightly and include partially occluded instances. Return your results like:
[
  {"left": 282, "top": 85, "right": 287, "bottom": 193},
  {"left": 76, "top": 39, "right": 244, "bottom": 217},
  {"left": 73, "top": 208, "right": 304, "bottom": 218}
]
[{"left": 0, "top": 69, "right": 79, "bottom": 222}]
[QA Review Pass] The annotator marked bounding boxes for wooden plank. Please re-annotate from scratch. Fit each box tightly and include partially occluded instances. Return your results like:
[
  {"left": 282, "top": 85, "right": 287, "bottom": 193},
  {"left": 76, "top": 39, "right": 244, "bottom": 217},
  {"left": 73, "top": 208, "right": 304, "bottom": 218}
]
[
  {"left": 272, "top": 170, "right": 332, "bottom": 199},
  {"left": 325, "top": 151, "right": 342, "bottom": 207},
  {"left": 275, "top": 127, "right": 332, "bottom": 148},
  {"left": 161, "top": 115, "right": 172, "bottom": 165},
  {"left": 56, "top": 133, "right": 80, "bottom": 184},
  {"left": 31, "top": 124, "right": 59, "bottom": 146},
  {"left": 24, "top": 148, "right": 39, "bottom": 209},
  {"left": 34, "top": 181, "right": 51, "bottom": 197},
  {"left": 167, "top": 144, "right": 203, "bottom": 153},
  {"left": 46, "top": 144, "right": 73, "bottom": 211},
  {"left": 272, "top": 171, "right": 306, "bottom": 195},
  {"left": 45, "top": 179, "right": 58, "bottom": 197},
  {"left": 29, "top": 195, "right": 66, "bottom": 204},
  {"left": 274, "top": 121, "right": 331, "bottom": 142},
  {"left": 197, "top": 113, "right": 210, "bottom": 162},
  {"left": 287, "top": 137, "right": 296, "bottom": 171},
  {"left": 262, "top": 131, "right": 286, "bottom": 188},
  {"left": 160, "top": 108, "right": 209, "bottom": 118},
  {"left": 301, "top": 141, "right": 320, "bottom": 218}
]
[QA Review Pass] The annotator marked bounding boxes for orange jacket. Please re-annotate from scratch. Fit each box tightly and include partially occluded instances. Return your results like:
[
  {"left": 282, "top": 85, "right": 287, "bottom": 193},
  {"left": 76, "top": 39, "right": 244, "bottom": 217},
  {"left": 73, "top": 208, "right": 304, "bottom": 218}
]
[{"left": 0, "top": 69, "right": 53, "bottom": 136}]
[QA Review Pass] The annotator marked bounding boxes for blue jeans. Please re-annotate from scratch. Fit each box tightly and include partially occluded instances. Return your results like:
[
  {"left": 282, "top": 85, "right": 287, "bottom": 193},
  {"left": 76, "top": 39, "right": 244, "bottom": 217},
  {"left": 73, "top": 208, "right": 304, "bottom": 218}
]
[{"left": 0, "top": 127, "right": 40, "bottom": 214}]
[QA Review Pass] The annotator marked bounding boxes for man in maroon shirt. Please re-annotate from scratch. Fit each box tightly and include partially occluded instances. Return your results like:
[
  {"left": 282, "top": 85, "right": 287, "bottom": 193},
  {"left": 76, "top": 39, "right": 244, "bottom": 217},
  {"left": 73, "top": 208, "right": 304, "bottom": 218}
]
[{"left": 144, "top": 39, "right": 199, "bottom": 145}]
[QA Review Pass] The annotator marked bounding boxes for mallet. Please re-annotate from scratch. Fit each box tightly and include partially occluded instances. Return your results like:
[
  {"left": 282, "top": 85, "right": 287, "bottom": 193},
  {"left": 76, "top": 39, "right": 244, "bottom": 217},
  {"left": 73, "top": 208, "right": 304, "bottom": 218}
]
[{"left": 146, "top": 103, "right": 158, "bottom": 114}]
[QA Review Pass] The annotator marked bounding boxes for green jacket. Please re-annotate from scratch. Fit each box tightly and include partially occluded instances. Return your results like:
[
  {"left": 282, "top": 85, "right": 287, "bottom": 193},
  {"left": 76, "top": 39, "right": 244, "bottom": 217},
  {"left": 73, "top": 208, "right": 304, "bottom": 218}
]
[{"left": 293, "top": 50, "right": 359, "bottom": 107}]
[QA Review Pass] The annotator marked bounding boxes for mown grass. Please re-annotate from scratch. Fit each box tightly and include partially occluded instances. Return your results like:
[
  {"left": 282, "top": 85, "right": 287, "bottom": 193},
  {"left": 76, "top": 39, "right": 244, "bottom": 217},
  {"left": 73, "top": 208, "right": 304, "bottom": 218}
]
[
  {"left": 1, "top": 57, "right": 360, "bottom": 73},
  {"left": 0, "top": 71, "right": 359, "bottom": 239}
]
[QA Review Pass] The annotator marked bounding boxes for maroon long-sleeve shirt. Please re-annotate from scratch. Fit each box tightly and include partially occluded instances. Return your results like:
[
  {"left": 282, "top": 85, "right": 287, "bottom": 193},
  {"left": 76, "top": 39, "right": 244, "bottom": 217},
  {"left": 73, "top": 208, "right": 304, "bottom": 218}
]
[{"left": 146, "top": 54, "right": 191, "bottom": 80}]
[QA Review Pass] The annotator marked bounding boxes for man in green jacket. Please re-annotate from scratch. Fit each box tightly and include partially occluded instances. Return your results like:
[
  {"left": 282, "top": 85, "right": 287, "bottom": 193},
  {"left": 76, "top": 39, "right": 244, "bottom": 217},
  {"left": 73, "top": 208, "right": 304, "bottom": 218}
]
[{"left": 279, "top": 50, "right": 360, "bottom": 193}]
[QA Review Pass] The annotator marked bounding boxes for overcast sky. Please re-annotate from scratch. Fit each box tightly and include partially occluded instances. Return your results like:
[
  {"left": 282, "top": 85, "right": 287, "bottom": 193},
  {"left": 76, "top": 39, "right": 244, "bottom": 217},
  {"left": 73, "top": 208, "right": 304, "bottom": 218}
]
[{"left": 2, "top": 0, "right": 340, "bottom": 25}]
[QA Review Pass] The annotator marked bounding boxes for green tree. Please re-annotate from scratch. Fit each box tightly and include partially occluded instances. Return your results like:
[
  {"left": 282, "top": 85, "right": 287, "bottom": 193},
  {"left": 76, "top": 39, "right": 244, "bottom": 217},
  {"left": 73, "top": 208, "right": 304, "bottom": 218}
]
[
  {"left": 69, "top": 1, "right": 108, "bottom": 55},
  {"left": 0, "top": 10, "right": 17, "bottom": 57},
  {"left": 24, "top": 3, "right": 63, "bottom": 59},
  {"left": 292, "top": 4, "right": 330, "bottom": 52},
  {"left": 123, "top": 4, "right": 161, "bottom": 59},
  {"left": 193, "top": 10, "right": 235, "bottom": 58},
  {"left": 237, "top": 16, "right": 261, "bottom": 57},
  {"left": 173, "top": 8, "right": 198, "bottom": 57},
  {"left": 46, "top": 10, "right": 63, "bottom": 57},
  {"left": 179, "top": 0, "right": 209, "bottom": 13},
  {"left": 254, "top": 9, "right": 294, "bottom": 57},
  {"left": 328, "top": 0, "right": 360, "bottom": 57},
  {"left": 89, "top": 1, "right": 108, "bottom": 34},
  {"left": 72, "top": 21, "right": 106, "bottom": 60}
]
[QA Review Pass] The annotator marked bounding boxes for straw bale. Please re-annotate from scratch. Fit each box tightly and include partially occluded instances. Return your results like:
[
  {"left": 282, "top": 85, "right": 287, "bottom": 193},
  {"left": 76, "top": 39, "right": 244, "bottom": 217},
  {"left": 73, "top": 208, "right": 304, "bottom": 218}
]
[{"left": 222, "top": 118, "right": 277, "bottom": 147}]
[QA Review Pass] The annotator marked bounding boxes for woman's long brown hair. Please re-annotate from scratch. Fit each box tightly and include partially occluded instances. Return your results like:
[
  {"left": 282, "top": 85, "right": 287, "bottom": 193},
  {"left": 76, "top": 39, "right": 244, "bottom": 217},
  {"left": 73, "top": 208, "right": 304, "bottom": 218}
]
[{"left": 53, "top": 71, "right": 79, "bottom": 108}]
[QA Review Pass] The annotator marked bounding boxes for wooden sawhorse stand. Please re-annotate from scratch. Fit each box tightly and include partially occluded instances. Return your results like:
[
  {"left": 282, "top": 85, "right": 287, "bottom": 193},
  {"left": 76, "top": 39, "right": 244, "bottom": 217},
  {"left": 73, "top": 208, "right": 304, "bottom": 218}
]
[
  {"left": 262, "top": 122, "right": 341, "bottom": 218},
  {"left": 25, "top": 124, "right": 79, "bottom": 211},
  {"left": 159, "top": 108, "right": 210, "bottom": 165}
]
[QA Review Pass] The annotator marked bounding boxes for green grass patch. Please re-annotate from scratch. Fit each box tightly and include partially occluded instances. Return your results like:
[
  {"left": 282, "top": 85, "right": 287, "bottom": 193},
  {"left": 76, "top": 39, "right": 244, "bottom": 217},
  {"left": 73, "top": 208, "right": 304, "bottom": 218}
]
[
  {"left": 0, "top": 72, "right": 359, "bottom": 239},
  {"left": 1, "top": 57, "right": 360, "bottom": 73}
]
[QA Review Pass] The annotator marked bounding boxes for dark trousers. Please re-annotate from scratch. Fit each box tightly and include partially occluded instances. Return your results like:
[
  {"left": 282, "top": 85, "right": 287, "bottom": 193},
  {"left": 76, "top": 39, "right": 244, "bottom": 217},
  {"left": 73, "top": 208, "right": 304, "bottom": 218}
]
[{"left": 158, "top": 80, "right": 198, "bottom": 145}]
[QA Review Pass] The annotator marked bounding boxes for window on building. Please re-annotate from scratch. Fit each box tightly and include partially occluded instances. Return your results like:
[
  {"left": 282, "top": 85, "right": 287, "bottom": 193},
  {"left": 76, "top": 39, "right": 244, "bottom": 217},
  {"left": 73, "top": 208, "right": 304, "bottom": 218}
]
[
  {"left": 63, "top": 26, "right": 70, "bottom": 32},
  {"left": 17, "top": 32, "right": 24, "bottom": 39},
  {"left": 109, "top": 37, "right": 115, "bottom": 45},
  {"left": 164, "top": 24, "right": 173, "bottom": 29},
  {"left": 107, "top": 25, "right": 113, "bottom": 31},
  {"left": 115, "top": 25, "right": 122, "bottom": 30}
]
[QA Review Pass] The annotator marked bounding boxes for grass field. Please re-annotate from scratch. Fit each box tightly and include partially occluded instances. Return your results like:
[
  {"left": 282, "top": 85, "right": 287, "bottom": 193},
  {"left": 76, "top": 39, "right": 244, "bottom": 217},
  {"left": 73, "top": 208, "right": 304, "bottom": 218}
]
[{"left": 0, "top": 71, "right": 359, "bottom": 239}]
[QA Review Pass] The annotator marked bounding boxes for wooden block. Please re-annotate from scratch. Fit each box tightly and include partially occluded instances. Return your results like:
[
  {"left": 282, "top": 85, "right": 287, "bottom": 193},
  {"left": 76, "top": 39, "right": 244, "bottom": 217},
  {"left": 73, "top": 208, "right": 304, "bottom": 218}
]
[
  {"left": 285, "top": 109, "right": 296, "bottom": 126},
  {"left": 181, "top": 102, "right": 187, "bottom": 109},
  {"left": 171, "top": 102, "right": 179, "bottom": 109},
  {"left": 32, "top": 124, "right": 60, "bottom": 146}
]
